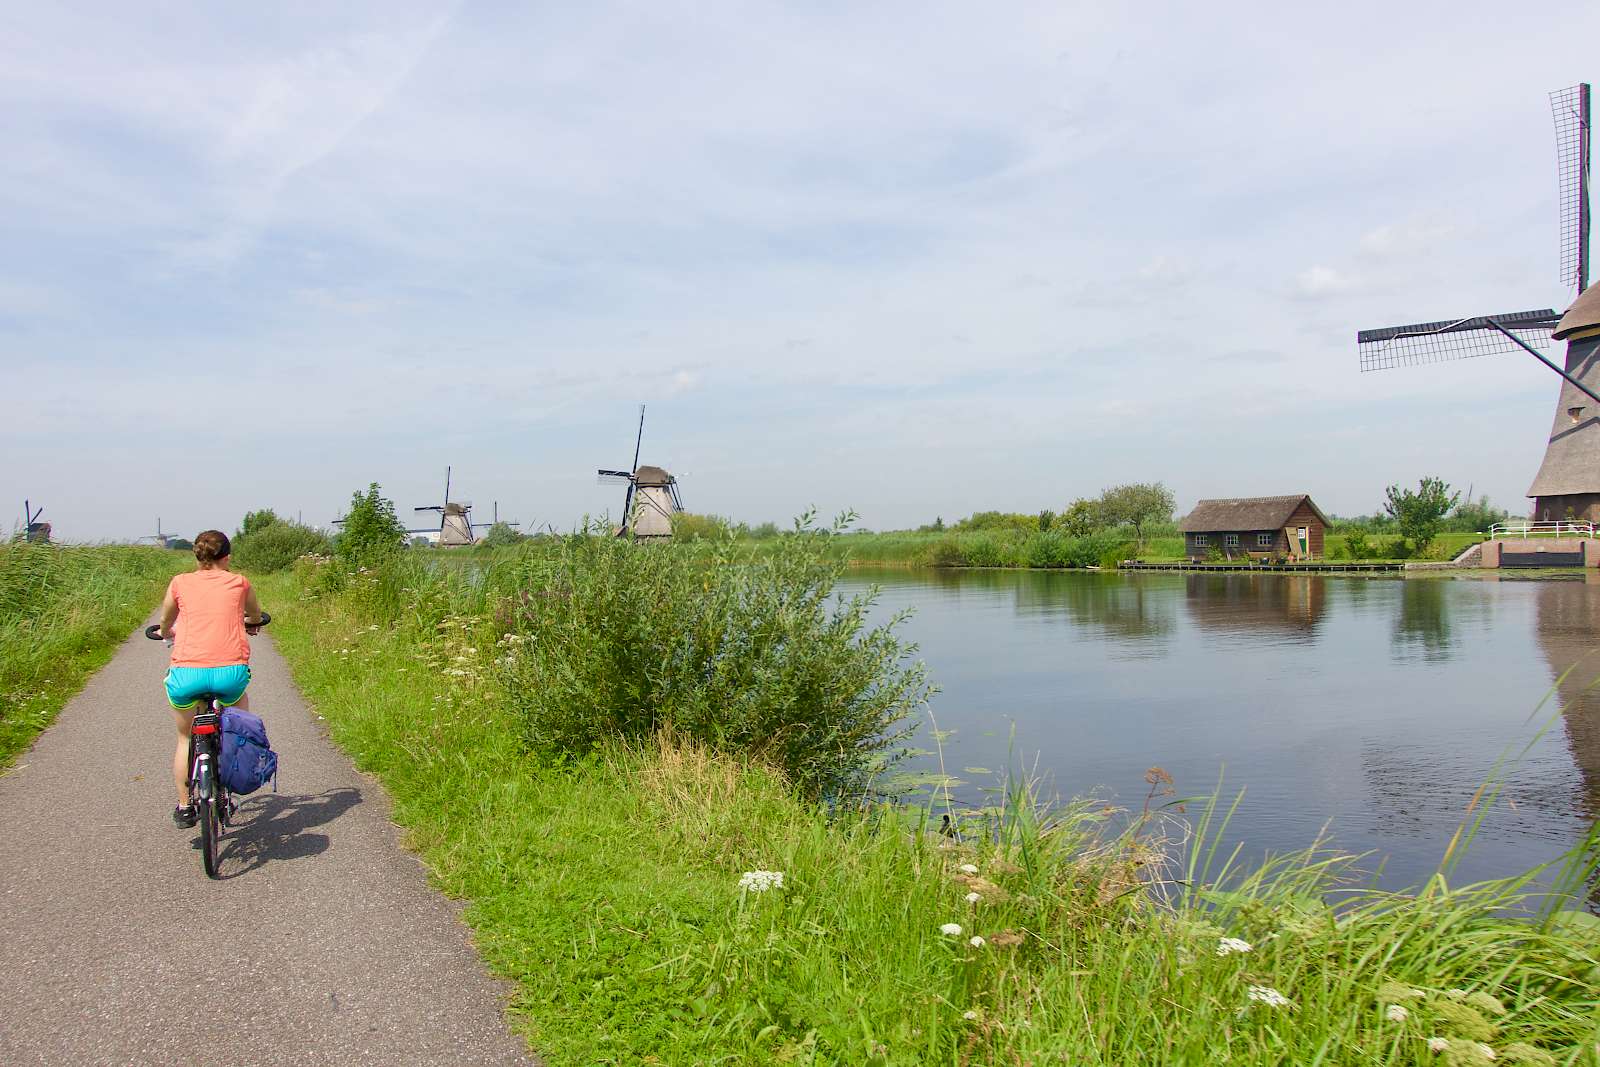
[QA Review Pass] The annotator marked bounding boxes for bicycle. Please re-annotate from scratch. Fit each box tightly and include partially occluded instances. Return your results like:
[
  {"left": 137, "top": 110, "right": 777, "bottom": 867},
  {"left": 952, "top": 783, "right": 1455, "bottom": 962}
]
[{"left": 145, "top": 613, "right": 271, "bottom": 878}]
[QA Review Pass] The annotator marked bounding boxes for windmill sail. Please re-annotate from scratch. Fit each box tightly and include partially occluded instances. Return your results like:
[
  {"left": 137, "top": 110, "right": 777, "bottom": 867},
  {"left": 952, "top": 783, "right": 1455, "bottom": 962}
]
[
  {"left": 1357, "top": 309, "right": 1558, "bottom": 370},
  {"left": 1552, "top": 83, "right": 1591, "bottom": 293}
]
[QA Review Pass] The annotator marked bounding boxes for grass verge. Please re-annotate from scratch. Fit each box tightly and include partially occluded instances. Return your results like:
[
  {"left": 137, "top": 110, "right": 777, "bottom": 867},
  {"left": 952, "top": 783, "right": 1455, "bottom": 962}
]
[
  {"left": 0, "top": 542, "right": 188, "bottom": 768},
  {"left": 256, "top": 564, "right": 1600, "bottom": 1067}
]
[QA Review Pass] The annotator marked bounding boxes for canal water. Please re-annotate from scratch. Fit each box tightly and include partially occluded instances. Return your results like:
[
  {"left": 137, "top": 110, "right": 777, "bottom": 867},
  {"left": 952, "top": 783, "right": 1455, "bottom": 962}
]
[{"left": 840, "top": 568, "right": 1600, "bottom": 897}]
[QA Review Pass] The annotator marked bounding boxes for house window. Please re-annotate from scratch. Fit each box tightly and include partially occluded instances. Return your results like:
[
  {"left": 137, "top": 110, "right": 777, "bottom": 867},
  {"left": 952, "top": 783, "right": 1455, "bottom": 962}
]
[
  {"left": 1193, "top": 534, "right": 1209, "bottom": 547},
  {"left": 1257, "top": 533, "right": 1273, "bottom": 547},
  {"left": 1224, "top": 534, "right": 1240, "bottom": 548}
]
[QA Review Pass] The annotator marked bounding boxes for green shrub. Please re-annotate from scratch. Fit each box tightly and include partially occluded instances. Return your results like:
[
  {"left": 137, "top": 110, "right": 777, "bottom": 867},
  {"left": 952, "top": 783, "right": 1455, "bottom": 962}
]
[
  {"left": 670, "top": 513, "right": 732, "bottom": 540},
  {"left": 335, "top": 483, "right": 407, "bottom": 570},
  {"left": 492, "top": 523, "right": 931, "bottom": 799},
  {"left": 929, "top": 536, "right": 968, "bottom": 567},
  {"left": 1343, "top": 530, "right": 1372, "bottom": 559},
  {"left": 233, "top": 519, "right": 332, "bottom": 573},
  {"left": 1024, "top": 531, "right": 1070, "bottom": 568},
  {"left": 480, "top": 522, "right": 524, "bottom": 548},
  {"left": 962, "top": 534, "right": 1009, "bottom": 568}
]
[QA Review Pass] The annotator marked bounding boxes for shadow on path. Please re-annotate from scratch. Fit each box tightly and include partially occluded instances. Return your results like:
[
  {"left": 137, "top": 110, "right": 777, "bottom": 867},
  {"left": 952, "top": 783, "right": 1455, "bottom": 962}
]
[{"left": 210, "top": 787, "right": 364, "bottom": 879}]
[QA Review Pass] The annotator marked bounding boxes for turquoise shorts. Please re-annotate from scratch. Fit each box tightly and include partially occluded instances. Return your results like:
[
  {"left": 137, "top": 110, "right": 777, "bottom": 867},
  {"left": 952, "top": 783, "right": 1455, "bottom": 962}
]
[{"left": 165, "top": 665, "right": 251, "bottom": 710}]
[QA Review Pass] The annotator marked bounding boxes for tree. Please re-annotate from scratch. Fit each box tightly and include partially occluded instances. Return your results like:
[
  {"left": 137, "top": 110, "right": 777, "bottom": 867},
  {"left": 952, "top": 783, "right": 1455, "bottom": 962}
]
[
  {"left": 1383, "top": 477, "right": 1460, "bottom": 554},
  {"left": 1059, "top": 498, "right": 1104, "bottom": 538},
  {"left": 167, "top": 537, "right": 193, "bottom": 551},
  {"left": 335, "top": 483, "right": 406, "bottom": 569},
  {"left": 1098, "top": 483, "right": 1174, "bottom": 547},
  {"left": 481, "top": 521, "right": 524, "bottom": 548},
  {"left": 1037, "top": 509, "right": 1057, "bottom": 532},
  {"left": 237, "top": 509, "right": 281, "bottom": 540}
]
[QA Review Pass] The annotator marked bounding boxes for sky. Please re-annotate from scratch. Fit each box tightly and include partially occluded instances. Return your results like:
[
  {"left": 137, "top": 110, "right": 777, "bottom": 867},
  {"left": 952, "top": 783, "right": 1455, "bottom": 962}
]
[{"left": 3, "top": 1, "right": 1599, "bottom": 541}]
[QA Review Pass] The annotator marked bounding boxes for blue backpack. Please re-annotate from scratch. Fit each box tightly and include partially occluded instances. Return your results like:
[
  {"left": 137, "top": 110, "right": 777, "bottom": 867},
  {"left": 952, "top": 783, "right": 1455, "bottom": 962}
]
[{"left": 219, "top": 708, "right": 278, "bottom": 795}]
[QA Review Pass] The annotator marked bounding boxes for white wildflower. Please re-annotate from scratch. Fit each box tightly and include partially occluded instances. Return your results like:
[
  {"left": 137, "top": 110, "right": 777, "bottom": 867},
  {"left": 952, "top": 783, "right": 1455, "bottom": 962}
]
[
  {"left": 1444, "top": 988, "right": 1467, "bottom": 1000},
  {"left": 940, "top": 923, "right": 963, "bottom": 937},
  {"left": 1427, "top": 1037, "right": 1449, "bottom": 1053},
  {"left": 964, "top": 891, "right": 981, "bottom": 904},
  {"left": 737, "top": 870, "right": 784, "bottom": 893},
  {"left": 1217, "top": 937, "right": 1253, "bottom": 956},
  {"left": 1476, "top": 1045, "right": 1496, "bottom": 1061},
  {"left": 1410, "top": 988, "right": 1427, "bottom": 998},
  {"left": 1386, "top": 1004, "right": 1409, "bottom": 1022},
  {"left": 958, "top": 863, "right": 979, "bottom": 875},
  {"left": 1245, "top": 985, "right": 1291, "bottom": 1009},
  {"left": 962, "top": 1010, "right": 978, "bottom": 1021},
  {"left": 969, "top": 936, "right": 986, "bottom": 949}
]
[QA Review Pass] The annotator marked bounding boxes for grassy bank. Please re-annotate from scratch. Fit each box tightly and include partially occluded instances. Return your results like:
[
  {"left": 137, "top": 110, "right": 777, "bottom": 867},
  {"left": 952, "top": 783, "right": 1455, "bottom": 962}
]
[
  {"left": 255, "top": 547, "right": 1599, "bottom": 1066},
  {"left": 0, "top": 542, "right": 188, "bottom": 767},
  {"left": 793, "top": 530, "right": 1490, "bottom": 569}
]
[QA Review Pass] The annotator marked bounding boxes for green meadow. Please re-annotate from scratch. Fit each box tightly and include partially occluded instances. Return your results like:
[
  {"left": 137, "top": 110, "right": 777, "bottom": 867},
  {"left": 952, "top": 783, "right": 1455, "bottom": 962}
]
[
  {"left": 0, "top": 542, "right": 187, "bottom": 767},
  {"left": 253, "top": 534, "right": 1599, "bottom": 1066}
]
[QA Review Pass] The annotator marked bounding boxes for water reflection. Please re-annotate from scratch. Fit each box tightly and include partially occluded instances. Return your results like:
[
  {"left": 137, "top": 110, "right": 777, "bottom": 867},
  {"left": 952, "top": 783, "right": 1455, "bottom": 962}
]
[
  {"left": 1534, "top": 579, "right": 1600, "bottom": 817},
  {"left": 845, "top": 566, "right": 1600, "bottom": 895},
  {"left": 1392, "top": 581, "right": 1456, "bottom": 663},
  {"left": 1181, "top": 574, "right": 1325, "bottom": 641}
]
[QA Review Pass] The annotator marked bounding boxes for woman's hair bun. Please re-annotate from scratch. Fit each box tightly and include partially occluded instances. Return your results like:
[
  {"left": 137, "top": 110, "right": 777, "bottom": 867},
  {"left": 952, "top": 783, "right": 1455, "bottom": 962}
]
[{"left": 193, "top": 529, "right": 231, "bottom": 563}]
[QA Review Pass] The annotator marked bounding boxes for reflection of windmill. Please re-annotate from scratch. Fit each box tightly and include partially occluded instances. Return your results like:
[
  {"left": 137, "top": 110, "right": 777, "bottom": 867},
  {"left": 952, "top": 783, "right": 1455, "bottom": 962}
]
[
  {"left": 1358, "top": 83, "right": 1598, "bottom": 523},
  {"left": 413, "top": 466, "right": 479, "bottom": 546},
  {"left": 1532, "top": 580, "right": 1600, "bottom": 821},
  {"left": 597, "top": 405, "right": 684, "bottom": 538},
  {"left": 19, "top": 499, "right": 49, "bottom": 543}
]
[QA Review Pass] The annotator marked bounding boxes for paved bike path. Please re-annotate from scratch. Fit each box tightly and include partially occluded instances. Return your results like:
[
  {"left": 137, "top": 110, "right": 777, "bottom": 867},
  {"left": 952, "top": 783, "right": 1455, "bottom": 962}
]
[{"left": 0, "top": 626, "right": 538, "bottom": 1067}]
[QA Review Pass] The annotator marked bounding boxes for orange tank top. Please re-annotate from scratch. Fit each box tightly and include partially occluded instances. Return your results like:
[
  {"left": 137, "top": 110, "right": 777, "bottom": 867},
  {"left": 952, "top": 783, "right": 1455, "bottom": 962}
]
[{"left": 168, "top": 570, "right": 252, "bottom": 668}]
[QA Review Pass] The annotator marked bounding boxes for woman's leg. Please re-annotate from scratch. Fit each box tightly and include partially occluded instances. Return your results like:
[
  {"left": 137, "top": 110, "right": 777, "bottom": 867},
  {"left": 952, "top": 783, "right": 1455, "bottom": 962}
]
[
  {"left": 227, "top": 691, "right": 250, "bottom": 712},
  {"left": 171, "top": 706, "right": 195, "bottom": 805}
]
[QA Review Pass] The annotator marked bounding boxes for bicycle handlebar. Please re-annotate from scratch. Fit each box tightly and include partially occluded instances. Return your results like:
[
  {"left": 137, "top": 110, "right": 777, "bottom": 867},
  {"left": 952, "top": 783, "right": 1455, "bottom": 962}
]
[{"left": 145, "top": 612, "right": 270, "bottom": 641}]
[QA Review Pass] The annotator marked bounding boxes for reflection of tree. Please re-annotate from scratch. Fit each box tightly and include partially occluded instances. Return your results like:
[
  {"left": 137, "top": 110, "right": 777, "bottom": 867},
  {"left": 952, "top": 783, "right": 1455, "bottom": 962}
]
[
  {"left": 1533, "top": 581, "right": 1600, "bottom": 818},
  {"left": 1392, "top": 581, "right": 1454, "bottom": 662},
  {"left": 1180, "top": 574, "right": 1326, "bottom": 642},
  {"left": 1013, "top": 572, "right": 1176, "bottom": 646}
]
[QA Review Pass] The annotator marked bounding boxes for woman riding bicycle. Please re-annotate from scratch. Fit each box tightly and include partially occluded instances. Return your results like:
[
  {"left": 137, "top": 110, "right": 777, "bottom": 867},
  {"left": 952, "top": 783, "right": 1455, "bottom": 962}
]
[{"left": 157, "top": 529, "right": 265, "bottom": 828}]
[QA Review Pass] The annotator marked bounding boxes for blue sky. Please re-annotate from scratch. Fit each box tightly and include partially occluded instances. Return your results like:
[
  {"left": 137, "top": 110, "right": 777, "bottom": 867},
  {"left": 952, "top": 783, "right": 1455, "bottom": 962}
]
[{"left": 4, "top": 2, "right": 1599, "bottom": 540}]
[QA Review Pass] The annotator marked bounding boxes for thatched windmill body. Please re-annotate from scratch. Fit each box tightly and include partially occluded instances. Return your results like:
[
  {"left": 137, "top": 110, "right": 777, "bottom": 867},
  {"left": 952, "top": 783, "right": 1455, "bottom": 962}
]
[
  {"left": 18, "top": 500, "right": 50, "bottom": 543},
  {"left": 598, "top": 405, "right": 684, "bottom": 539},
  {"left": 1358, "top": 83, "right": 1596, "bottom": 522}
]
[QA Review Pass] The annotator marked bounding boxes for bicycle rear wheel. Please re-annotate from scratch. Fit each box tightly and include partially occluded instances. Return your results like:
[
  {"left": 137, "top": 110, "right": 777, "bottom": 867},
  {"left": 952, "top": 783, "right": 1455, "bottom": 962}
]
[{"left": 197, "top": 763, "right": 222, "bottom": 879}]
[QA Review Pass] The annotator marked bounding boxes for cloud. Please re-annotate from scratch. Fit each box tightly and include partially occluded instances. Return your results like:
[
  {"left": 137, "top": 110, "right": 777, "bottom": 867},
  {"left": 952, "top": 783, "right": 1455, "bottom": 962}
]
[{"left": 1293, "top": 265, "right": 1359, "bottom": 300}]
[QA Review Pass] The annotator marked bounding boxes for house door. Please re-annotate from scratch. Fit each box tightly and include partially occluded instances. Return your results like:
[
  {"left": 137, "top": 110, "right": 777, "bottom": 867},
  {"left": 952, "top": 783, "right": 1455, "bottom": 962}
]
[{"left": 1297, "top": 527, "right": 1309, "bottom": 556}]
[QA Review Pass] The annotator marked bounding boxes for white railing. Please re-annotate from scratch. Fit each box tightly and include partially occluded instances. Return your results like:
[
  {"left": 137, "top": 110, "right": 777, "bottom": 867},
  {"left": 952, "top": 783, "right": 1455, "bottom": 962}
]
[{"left": 1489, "top": 520, "right": 1596, "bottom": 540}]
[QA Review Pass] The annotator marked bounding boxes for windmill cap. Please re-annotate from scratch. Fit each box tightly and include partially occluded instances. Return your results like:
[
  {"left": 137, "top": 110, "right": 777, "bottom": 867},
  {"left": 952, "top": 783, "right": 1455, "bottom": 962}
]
[
  {"left": 1553, "top": 286, "right": 1600, "bottom": 340},
  {"left": 634, "top": 465, "right": 673, "bottom": 486}
]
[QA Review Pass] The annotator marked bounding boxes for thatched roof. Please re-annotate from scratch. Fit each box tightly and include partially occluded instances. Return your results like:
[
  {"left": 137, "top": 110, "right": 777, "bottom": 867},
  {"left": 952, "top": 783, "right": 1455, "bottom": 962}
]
[
  {"left": 1554, "top": 286, "right": 1600, "bottom": 340},
  {"left": 1178, "top": 495, "right": 1329, "bottom": 533},
  {"left": 634, "top": 465, "right": 674, "bottom": 487},
  {"left": 1527, "top": 334, "right": 1600, "bottom": 497}
]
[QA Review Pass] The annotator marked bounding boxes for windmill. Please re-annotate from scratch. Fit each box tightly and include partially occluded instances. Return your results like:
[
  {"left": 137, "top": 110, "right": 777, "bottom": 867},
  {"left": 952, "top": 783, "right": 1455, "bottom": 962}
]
[
  {"left": 414, "top": 466, "right": 478, "bottom": 546},
  {"left": 139, "top": 517, "right": 171, "bottom": 548},
  {"left": 597, "top": 404, "right": 684, "bottom": 538},
  {"left": 19, "top": 500, "right": 49, "bottom": 543},
  {"left": 1357, "top": 83, "right": 1596, "bottom": 524}
]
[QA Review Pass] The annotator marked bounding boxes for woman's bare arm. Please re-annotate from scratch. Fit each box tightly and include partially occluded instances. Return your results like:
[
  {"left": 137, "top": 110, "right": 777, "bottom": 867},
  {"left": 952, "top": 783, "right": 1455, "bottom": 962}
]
[
  {"left": 243, "top": 587, "right": 264, "bottom": 631},
  {"left": 158, "top": 588, "right": 179, "bottom": 640}
]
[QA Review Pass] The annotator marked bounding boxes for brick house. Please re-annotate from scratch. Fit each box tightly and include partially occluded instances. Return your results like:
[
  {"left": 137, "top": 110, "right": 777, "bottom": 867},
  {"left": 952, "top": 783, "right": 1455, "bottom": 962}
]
[{"left": 1178, "top": 495, "right": 1329, "bottom": 561}]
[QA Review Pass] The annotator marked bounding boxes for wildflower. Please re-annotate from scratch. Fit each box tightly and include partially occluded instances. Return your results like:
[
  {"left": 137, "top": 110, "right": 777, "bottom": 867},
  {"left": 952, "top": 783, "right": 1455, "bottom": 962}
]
[
  {"left": 1428, "top": 1037, "right": 1449, "bottom": 1053},
  {"left": 964, "top": 892, "right": 981, "bottom": 904},
  {"left": 962, "top": 1010, "right": 978, "bottom": 1021},
  {"left": 1217, "top": 937, "right": 1253, "bottom": 956},
  {"left": 1245, "top": 986, "right": 1291, "bottom": 1009},
  {"left": 1476, "top": 1044, "right": 1496, "bottom": 1061},
  {"left": 969, "top": 936, "right": 986, "bottom": 949},
  {"left": 958, "top": 863, "right": 979, "bottom": 875},
  {"left": 1386, "top": 1004, "right": 1409, "bottom": 1023},
  {"left": 1500, "top": 1044, "right": 1555, "bottom": 1067},
  {"left": 737, "top": 870, "right": 784, "bottom": 893},
  {"left": 940, "top": 923, "right": 963, "bottom": 937},
  {"left": 1465, "top": 991, "right": 1506, "bottom": 1017}
]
